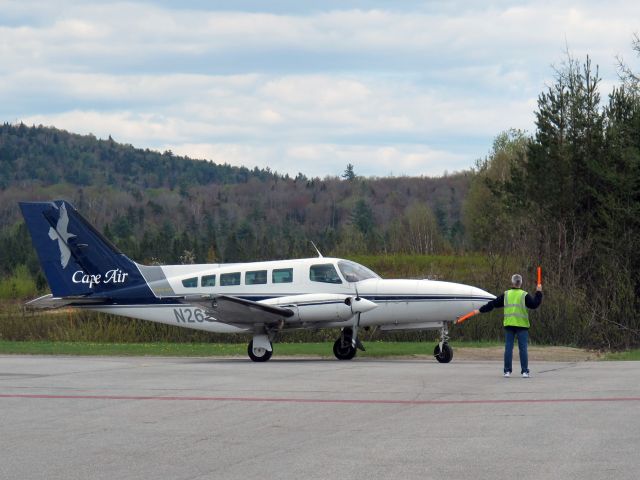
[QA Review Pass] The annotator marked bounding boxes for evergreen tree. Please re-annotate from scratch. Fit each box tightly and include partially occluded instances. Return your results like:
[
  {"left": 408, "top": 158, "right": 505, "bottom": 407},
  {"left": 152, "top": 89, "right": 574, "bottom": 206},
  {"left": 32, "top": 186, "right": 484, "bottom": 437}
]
[
  {"left": 351, "top": 199, "right": 374, "bottom": 236},
  {"left": 342, "top": 163, "right": 356, "bottom": 181}
]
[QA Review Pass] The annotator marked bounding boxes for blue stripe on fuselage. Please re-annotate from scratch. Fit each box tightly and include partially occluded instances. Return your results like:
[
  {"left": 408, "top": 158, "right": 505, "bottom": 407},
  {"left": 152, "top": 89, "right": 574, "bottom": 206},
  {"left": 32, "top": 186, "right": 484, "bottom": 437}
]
[
  {"left": 66, "top": 294, "right": 494, "bottom": 307},
  {"left": 237, "top": 294, "right": 494, "bottom": 302}
]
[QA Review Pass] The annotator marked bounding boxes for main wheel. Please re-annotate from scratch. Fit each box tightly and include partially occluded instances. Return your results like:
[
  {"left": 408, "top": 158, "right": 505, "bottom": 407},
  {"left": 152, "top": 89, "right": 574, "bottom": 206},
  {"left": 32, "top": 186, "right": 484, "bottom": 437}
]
[
  {"left": 434, "top": 343, "right": 453, "bottom": 363},
  {"left": 248, "top": 340, "right": 273, "bottom": 362},
  {"left": 333, "top": 338, "right": 357, "bottom": 360}
]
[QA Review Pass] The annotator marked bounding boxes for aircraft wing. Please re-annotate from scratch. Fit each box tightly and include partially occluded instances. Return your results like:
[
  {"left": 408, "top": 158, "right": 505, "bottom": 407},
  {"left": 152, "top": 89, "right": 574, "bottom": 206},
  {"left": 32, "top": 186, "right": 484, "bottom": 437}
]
[
  {"left": 185, "top": 292, "right": 378, "bottom": 327},
  {"left": 183, "top": 295, "right": 295, "bottom": 326}
]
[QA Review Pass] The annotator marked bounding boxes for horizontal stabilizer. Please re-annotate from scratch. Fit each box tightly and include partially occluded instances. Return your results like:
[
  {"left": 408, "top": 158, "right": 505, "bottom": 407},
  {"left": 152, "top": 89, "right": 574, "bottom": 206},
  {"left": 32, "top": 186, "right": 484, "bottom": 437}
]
[{"left": 25, "top": 294, "right": 107, "bottom": 310}]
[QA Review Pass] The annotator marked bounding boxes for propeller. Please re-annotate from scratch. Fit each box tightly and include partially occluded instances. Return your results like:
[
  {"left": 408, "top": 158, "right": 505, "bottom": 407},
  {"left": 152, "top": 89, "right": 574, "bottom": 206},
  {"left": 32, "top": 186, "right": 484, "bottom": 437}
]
[{"left": 351, "top": 283, "right": 366, "bottom": 352}]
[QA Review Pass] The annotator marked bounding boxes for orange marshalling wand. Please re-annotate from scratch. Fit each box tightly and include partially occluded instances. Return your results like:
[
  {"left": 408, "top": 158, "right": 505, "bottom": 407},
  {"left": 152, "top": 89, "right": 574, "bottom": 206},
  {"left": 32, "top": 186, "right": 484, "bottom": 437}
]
[
  {"left": 456, "top": 309, "right": 479, "bottom": 324},
  {"left": 537, "top": 266, "right": 542, "bottom": 288}
]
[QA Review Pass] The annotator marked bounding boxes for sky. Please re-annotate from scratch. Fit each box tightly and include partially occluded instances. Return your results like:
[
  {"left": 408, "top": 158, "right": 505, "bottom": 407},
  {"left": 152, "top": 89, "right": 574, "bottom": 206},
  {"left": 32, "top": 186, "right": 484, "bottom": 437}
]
[{"left": 1, "top": 1, "right": 639, "bottom": 178}]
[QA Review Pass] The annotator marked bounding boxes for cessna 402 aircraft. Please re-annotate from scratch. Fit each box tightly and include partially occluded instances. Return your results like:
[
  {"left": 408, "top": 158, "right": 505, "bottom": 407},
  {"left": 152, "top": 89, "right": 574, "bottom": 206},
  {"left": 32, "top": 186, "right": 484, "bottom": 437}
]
[{"left": 20, "top": 200, "right": 494, "bottom": 362}]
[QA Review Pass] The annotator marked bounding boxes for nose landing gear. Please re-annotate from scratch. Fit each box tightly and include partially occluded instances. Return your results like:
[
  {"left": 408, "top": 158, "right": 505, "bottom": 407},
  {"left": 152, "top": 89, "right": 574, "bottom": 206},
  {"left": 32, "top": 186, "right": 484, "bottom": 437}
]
[
  {"left": 434, "top": 342, "right": 453, "bottom": 363},
  {"left": 434, "top": 323, "right": 453, "bottom": 363}
]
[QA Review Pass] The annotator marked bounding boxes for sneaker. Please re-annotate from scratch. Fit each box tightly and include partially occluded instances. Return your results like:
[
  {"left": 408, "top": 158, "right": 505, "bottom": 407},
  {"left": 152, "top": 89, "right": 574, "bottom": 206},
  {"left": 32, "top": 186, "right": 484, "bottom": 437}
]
[
  {"left": 522, "top": 372, "right": 530, "bottom": 378},
  {"left": 503, "top": 372, "right": 511, "bottom": 378}
]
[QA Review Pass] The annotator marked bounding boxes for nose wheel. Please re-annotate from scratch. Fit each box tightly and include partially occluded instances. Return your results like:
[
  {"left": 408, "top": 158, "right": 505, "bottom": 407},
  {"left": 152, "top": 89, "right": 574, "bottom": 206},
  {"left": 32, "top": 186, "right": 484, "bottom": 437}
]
[
  {"left": 434, "top": 323, "right": 453, "bottom": 363},
  {"left": 433, "top": 343, "right": 453, "bottom": 363}
]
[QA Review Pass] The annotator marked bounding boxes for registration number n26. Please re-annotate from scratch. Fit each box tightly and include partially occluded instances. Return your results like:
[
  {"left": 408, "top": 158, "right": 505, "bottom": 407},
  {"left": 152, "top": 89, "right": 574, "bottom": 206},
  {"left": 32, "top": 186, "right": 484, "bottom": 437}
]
[{"left": 173, "top": 308, "right": 210, "bottom": 323}]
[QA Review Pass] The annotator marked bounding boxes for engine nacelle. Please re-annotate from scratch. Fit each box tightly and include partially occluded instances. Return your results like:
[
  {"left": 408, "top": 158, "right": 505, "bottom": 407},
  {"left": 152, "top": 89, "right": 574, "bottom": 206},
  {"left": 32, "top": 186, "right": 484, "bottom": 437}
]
[{"left": 261, "top": 293, "right": 377, "bottom": 322}]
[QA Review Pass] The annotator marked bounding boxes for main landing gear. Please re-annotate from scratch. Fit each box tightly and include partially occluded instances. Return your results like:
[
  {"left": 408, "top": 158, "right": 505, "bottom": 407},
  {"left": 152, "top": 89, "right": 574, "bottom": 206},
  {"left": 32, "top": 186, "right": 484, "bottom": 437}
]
[
  {"left": 333, "top": 327, "right": 365, "bottom": 360},
  {"left": 248, "top": 332, "right": 274, "bottom": 362},
  {"left": 434, "top": 323, "right": 453, "bottom": 363},
  {"left": 333, "top": 338, "right": 356, "bottom": 360},
  {"left": 248, "top": 340, "right": 272, "bottom": 362}
]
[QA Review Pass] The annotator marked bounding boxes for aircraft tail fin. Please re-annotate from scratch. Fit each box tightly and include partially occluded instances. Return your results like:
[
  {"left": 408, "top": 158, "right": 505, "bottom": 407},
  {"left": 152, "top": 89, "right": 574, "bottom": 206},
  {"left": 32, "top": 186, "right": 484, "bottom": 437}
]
[{"left": 19, "top": 200, "right": 154, "bottom": 300}]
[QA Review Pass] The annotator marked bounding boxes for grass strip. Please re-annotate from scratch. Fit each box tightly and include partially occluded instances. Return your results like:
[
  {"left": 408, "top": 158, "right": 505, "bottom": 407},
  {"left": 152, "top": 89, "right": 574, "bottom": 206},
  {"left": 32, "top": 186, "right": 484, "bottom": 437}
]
[
  {"left": 603, "top": 350, "right": 640, "bottom": 361},
  {"left": 0, "top": 340, "right": 503, "bottom": 357}
]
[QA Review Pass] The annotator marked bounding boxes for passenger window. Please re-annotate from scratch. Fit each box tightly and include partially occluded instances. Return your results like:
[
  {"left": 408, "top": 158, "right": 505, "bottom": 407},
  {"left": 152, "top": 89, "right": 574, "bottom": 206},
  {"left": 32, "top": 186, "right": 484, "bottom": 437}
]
[
  {"left": 220, "top": 272, "right": 241, "bottom": 286},
  {"left": 201, "top": 274, "right": 216, "bottom": 287},
  {"left": 246, "top": 270, "right": 267, "bottom": 285},
  {"left": 182, "top": 277, "right": 198, "bottom": 288},
  {"left": 272, "top": 268, "right": 293, "bottom": 284},
  {"left": 309, "top": 264, "right": 342, "bottom": 284}
]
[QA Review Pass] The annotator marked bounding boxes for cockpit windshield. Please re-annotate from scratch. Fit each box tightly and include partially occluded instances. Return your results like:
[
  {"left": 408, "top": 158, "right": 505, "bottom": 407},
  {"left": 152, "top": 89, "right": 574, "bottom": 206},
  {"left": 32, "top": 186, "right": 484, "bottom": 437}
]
[{"left": 337, "top": 260, "right": 380, "bottom": 283}]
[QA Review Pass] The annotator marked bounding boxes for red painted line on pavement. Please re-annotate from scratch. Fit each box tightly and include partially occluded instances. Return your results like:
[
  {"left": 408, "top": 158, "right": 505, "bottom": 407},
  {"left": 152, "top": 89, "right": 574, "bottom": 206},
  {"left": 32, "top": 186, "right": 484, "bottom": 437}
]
[{"left": 1, "top": 393, "right": 640, "bottom": 405}]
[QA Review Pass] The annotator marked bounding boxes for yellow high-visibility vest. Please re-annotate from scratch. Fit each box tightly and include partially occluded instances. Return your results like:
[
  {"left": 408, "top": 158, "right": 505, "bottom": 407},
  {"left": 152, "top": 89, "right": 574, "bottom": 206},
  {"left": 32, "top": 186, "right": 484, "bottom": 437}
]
[{"left": 504, "top": 289, "right": 529, "bottom": 328}]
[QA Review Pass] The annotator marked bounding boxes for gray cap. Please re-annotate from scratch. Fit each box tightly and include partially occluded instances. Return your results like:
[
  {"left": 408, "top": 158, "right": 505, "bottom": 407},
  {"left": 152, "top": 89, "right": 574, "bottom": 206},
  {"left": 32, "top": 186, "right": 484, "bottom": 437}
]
[{"left": 511, "top": 274, "right": 523, "bottom": 287}]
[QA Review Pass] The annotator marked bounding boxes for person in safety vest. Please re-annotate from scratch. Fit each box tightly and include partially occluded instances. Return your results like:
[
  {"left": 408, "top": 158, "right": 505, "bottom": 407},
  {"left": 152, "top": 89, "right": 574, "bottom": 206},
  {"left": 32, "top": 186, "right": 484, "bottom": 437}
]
[{"left": 473, "top": 274, "right": 542, "bottom": 378}]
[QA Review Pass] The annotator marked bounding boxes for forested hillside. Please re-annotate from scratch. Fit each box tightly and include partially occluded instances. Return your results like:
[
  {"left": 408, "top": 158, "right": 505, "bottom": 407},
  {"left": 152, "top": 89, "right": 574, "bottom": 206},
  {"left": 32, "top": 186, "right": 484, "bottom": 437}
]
[{"left": 0, "top": 123, "right": 469, "bottom": 285}]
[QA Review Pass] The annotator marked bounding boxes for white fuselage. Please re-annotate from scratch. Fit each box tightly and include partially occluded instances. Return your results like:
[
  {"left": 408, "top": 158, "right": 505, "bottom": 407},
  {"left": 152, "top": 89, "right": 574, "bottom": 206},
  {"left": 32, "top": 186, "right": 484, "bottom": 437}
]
[{"left": 86, "top": 257, "right": 494, "bottom": 334}]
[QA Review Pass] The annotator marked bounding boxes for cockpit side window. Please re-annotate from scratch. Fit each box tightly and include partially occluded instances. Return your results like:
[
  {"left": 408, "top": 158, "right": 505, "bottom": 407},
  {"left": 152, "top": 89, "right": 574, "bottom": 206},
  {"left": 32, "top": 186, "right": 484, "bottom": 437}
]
[
  {"left": 337, "top": 260, "right": 380, "bottom": 283},
  {"left": 182, "top": 277, "right": 198, "bottom": 288},
  {"left": 309, "top": 264, "right": 342, "bottom": 284}
]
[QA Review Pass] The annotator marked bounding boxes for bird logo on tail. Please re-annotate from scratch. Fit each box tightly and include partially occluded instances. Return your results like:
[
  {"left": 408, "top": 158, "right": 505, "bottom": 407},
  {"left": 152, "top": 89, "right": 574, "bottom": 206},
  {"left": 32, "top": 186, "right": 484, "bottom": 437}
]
[{"left": 47, "top": 202, "right": 76, "bottom": 269}]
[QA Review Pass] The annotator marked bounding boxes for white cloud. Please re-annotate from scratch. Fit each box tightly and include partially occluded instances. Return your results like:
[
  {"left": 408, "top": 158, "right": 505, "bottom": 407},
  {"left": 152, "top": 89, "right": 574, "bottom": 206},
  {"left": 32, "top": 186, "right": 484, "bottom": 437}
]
[
  {"left": 22, "top": 110, "right": 186, "bottom": 143},
  {"left": 3, "top": 0, "right": 640, "bottom": 177},
  {"left": 16, "top": 71, "right": 535, "bottom": 141},
  {"left": 4, "top": 2, "right": 638, "bottom": 73}
]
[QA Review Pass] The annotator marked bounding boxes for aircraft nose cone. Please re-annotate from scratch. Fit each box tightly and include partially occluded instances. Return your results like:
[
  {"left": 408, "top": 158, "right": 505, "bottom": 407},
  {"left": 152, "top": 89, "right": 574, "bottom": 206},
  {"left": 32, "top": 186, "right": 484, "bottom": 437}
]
[
  {"left": 471, "top": 286, "right": 496, "bottom": 301},
  {"left": 351, "top": 297, "right": 378, "bottom": 314}
]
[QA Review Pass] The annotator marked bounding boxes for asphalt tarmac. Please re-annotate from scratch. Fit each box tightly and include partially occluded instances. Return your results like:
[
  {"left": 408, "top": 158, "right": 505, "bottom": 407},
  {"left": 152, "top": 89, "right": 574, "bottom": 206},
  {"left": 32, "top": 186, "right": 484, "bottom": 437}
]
[{"left": 1, "top": 355, "right": 639, "bottom": 480}]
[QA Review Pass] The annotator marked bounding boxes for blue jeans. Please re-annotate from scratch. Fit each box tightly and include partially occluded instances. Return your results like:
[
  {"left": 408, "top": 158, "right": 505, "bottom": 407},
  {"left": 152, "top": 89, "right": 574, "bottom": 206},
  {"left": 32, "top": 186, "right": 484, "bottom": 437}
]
[{"left": 504, "top": 327, "right": 529, "bottom": 374}]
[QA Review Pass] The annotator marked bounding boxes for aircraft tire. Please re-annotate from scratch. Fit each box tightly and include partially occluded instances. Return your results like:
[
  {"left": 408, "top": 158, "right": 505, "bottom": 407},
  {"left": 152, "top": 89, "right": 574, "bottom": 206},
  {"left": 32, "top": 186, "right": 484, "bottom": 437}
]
[
  {"left": 434, "top": 343, "right": 453, "bottom": 363},
  {"left": 333, "top": 339, "right": 357, "bottom": 360},
  {"left": 248, "top": 340, "right": 273, "bottom": 362}
]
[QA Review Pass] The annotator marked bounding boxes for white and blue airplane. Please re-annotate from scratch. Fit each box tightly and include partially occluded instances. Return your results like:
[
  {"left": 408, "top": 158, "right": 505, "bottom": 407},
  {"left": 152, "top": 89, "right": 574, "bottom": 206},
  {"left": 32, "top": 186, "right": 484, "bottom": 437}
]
[{"left": 20, "top": 200, "right": 494, "bottom": 362}]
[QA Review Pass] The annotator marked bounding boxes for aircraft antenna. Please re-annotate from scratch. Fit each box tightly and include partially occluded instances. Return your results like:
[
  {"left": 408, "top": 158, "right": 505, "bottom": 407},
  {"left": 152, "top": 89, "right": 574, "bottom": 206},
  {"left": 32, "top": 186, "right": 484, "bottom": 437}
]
[{"left": 310, "top": 241, "right": 323, "bottom": 258}]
